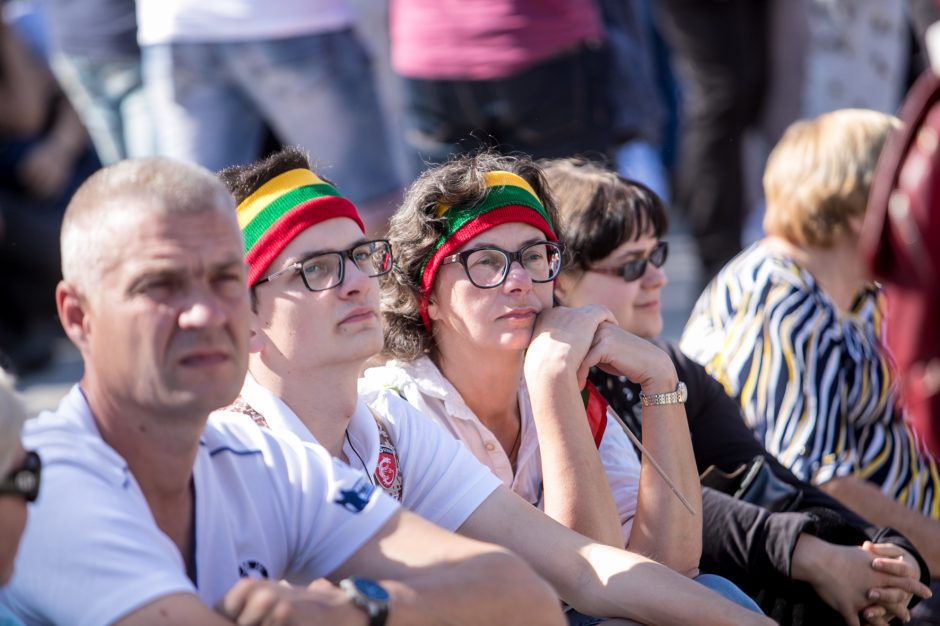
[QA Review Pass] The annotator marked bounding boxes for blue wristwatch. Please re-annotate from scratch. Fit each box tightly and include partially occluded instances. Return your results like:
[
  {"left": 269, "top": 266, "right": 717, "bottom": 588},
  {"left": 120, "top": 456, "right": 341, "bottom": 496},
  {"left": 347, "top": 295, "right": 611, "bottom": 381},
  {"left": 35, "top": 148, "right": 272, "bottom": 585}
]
[{"left": 340, "top": 577, "right": 389, "bottom": 626}]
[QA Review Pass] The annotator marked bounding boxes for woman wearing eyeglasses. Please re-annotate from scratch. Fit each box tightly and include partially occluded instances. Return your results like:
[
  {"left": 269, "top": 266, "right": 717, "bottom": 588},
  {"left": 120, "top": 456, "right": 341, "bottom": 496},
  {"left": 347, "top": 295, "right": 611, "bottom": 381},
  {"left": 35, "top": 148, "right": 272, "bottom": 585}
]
[
  {"left": 361, "top": 152, "right": 765, "bottom": 619},
  {"left": 542, "top": 156, "right": 933, "bottom": 625},
  {"left": 0, "top": 369, "right": 38, "bottom": 626}
]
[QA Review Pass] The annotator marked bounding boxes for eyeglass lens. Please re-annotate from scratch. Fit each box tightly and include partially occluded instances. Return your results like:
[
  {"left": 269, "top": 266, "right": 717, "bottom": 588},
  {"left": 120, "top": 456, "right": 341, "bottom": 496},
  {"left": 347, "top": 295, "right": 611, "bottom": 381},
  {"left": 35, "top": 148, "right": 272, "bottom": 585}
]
[
  {"left": 301, "top": 241, "right": 392, "bottom": 291},
  {"left": 465, "top": 242, "right": 562, "bottom": 288},
  {"left": 620, "top": 242, "right": 668, "bottom": 281}
]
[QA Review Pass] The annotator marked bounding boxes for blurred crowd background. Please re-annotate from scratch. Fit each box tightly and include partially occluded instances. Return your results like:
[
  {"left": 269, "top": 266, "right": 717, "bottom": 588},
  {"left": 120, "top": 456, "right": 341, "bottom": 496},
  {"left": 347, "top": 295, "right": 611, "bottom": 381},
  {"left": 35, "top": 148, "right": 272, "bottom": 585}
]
[{"left": 0, "top": 0, "right": 935, "bottom": 399}]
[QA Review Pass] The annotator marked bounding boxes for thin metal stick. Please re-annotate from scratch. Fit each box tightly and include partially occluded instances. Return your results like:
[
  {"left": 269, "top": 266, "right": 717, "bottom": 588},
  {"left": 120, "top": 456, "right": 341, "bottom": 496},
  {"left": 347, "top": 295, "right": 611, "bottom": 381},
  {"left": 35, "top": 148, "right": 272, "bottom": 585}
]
[{"left": 608, "top": 410, "right": 697, "bottom": 516}]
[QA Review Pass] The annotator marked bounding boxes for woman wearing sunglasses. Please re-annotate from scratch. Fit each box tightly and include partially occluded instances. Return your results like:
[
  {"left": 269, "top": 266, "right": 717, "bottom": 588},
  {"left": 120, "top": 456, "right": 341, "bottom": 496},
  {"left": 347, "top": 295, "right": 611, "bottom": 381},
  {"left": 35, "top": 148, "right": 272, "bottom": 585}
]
[
  {"left": 543, "top": 156, "right": 932, "bottom": 626},
  {"left": 363, "top": 152, "right": 765, "bottom": 621},
  {"left": 0, "top": 369, "right": 39, "bottom": 626}
]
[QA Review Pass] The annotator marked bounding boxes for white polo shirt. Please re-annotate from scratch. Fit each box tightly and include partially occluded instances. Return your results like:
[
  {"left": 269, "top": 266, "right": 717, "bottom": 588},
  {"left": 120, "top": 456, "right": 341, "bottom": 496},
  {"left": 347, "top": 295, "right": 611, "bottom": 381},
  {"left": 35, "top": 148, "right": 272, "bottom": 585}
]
[
  {"left": 361, "top": 357, "right": 641, "bottom": 542},
  {"left": 212, "top": 375, "right": 502, "bottom": 533},
  {"left": 0, "top": 385, "right": 399, "bottom": 626}
]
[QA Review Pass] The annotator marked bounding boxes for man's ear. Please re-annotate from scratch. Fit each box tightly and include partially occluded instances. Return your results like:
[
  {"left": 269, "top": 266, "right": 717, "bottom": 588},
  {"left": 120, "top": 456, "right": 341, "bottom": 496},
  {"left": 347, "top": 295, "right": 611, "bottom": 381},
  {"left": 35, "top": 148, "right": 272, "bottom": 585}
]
[
  {"left": 248, "top": 315, "right": 265, "bottom": 354},
  {"left": 56, "top": 280, "right": 90, "bottom": 351},
  {"left": 553, "top": 273, "right": 573, "bottom": 304}
]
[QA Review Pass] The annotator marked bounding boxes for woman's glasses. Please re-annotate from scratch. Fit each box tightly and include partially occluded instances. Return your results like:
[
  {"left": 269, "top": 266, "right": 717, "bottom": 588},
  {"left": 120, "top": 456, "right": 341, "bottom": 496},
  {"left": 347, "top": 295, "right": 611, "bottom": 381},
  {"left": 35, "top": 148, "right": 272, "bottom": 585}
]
[
  {"left": 441, "top": 241, "right": 565, "bottom": 289},
  {"left": 589, "top": 241, "right": 668, "bottom": 282}
]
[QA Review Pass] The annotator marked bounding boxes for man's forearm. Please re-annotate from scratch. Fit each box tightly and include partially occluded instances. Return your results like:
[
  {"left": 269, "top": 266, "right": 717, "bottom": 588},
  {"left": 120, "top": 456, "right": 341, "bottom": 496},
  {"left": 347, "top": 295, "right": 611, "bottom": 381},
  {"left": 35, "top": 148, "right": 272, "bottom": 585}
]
[{"left": 820, "top": 475, "right": 940, "bottom": 576}]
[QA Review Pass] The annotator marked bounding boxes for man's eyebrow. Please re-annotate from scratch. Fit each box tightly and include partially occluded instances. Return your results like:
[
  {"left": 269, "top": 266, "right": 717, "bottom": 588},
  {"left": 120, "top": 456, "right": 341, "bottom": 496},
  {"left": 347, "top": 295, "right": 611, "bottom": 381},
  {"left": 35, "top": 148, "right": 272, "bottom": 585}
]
[{"left": 210, "top": 256, "right": 247, "bottom": 272}]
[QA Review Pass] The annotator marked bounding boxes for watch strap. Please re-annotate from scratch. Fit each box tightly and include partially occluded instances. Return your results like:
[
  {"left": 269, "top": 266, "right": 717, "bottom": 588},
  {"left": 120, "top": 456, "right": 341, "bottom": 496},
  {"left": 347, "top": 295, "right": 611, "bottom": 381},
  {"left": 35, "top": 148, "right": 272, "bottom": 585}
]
[
  {"left": 340, "top": 577, "right": 389, "bottom": 626},
  {"left": 639, "top": 381, "right": 688, "bottom": 407}
]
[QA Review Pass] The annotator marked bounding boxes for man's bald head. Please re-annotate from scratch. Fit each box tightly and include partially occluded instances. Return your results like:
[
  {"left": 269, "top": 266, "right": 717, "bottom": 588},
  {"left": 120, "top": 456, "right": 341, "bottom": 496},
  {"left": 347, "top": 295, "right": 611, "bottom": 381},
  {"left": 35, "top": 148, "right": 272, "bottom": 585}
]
[{"left": 61, "top": 158, "right": 237, "bottom": 294}]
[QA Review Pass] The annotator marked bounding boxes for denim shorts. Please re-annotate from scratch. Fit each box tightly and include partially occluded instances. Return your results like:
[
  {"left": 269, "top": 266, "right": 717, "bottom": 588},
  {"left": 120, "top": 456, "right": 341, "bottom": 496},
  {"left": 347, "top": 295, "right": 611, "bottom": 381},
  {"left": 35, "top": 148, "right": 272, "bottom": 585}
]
[{"left": 142, "top": 29, "right": 401, "bottom": 204}]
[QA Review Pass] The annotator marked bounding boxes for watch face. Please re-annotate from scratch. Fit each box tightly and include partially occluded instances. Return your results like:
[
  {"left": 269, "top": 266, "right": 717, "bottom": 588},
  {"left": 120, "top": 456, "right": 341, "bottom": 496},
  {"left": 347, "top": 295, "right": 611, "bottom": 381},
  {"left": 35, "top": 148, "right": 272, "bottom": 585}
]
[{"left": 352, "top": 577, "right": 391, "bottom": 602}]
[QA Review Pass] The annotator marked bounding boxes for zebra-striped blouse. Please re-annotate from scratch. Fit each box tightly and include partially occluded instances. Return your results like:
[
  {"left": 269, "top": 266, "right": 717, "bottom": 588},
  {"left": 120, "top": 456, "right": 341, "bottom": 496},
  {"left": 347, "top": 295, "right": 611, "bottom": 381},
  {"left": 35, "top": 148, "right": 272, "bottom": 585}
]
[{"left": 679, "top": 242, "right": 940, "bottom": 518}]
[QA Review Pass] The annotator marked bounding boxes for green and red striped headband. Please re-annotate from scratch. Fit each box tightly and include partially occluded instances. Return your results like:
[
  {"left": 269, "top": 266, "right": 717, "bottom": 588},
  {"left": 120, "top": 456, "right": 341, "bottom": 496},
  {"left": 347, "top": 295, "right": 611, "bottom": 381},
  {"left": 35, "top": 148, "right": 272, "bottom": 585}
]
[
  {"left": 418, "top": 170, "right": 557, "bottom": 329},
  {"left": 237, "top": 168, "right": 364, "bottom": 285}
]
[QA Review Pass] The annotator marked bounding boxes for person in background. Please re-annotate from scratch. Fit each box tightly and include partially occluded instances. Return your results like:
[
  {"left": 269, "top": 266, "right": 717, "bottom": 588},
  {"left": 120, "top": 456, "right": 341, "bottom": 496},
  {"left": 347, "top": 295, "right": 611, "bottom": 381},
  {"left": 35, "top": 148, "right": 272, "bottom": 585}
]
[
  {"left": 0, "top": 369, "right": 35, "bottom": 626},
  {"left": 0, "top": 16, "right": 96, "bottom": 373},
  {"left": 678, "top": 109, "right": 940, "bottom": 593},
  {"left": 544, "top": 156, "right": 932, "bottom": 626},
  {"left": 43, "top": 0, "right": 155, "bottom": 164},
  {"left": 137, "top": 0, "right": 402, "bottom": 234},
  {"left": 389, "top": 0, "right": 615, "bottom": 177}
]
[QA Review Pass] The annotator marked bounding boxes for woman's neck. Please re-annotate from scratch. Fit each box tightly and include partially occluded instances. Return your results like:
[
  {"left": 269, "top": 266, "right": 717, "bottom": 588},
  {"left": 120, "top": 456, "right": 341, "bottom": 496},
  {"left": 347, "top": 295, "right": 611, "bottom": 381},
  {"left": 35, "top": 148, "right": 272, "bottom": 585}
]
[
  {"left": 433, "top": 345, "right": 523, "bottom": 432},
  {"left": 764, "top": 235, "right": 870, "bottom": 312}
]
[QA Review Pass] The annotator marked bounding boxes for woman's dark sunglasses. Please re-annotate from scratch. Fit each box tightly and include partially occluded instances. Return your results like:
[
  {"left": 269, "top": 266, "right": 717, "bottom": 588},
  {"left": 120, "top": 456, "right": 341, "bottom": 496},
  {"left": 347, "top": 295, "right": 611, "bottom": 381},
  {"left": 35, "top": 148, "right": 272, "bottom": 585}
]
[{"left": 588, "top": 241, "right": 668, "bottom": 282}]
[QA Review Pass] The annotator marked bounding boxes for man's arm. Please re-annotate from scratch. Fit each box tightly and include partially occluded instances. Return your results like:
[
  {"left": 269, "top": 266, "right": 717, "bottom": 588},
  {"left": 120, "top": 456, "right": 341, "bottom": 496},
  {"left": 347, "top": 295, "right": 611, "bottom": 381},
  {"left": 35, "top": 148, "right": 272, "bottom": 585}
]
[
  {"left": 459, "top": 485, "right": 774, "bottom": 626},
  {"left": 115, "top": 509, "right": 564, "bottom": 626},
  {"left": 331, "top": 509, "right": 565, "bottom": 626},
  {"left": 820, "top": 474, "right": 940, "bottom": 576}
]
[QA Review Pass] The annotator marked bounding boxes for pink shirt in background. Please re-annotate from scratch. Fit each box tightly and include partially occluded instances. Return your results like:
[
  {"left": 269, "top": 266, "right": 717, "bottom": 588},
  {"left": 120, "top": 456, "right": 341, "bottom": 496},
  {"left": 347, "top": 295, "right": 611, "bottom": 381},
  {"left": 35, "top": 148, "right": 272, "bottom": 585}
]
[{"left": 390, "top": 0, "right": 603, "bottom": 81}]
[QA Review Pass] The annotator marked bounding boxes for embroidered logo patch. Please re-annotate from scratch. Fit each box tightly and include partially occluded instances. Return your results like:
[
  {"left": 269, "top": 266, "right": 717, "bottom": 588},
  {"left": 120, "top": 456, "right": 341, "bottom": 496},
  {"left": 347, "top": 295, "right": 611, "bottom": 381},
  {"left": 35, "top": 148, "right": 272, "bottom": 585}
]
[
  {"left": 334, "top": 476, "right": 376, "bottom": 513},
  {"left": 376, "top": 451, "right": 398, "bottom": 488}
]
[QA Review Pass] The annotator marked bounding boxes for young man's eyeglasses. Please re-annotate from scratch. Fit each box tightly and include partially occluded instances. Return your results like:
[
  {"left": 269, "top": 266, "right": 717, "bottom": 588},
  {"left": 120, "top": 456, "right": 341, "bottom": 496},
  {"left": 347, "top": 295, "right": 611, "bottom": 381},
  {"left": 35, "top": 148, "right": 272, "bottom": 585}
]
[
  {"left": 589, "top": 241, "right": 668, "bottom": 282},
  {"left": 441, "top": 241, "right": 565, "bottom": 289},
  {"left": 0, "top": 450, "right": 41, "bottom": 502},
  {"left": 254, "top": 240, "right": 393, "bottom": 292}
]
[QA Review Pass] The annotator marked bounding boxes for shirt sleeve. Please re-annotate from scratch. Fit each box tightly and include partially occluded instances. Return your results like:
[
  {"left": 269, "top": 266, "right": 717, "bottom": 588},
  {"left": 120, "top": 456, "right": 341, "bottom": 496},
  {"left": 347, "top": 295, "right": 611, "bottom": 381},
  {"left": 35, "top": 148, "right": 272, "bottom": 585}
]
[
  {"left": 1, "top": 453, "right": 196, "bottom": 626},
  {"left": 271, "top": 432, "right": 401, "bottom": 583},
  {"left": 597, "top": 411, "right": 641, "bottom": 541},
  {"left": 369, "top": 391, "right": 502, "bottom": 532}
]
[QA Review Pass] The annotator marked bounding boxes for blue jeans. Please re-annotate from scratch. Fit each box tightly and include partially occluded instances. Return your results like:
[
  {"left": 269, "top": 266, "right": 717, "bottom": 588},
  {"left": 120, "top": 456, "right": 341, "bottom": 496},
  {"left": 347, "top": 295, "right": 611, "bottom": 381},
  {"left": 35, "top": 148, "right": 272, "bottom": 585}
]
[
  {"left": 141, "top": 29, "right": 401, "bottom": 205},
  {"left": 565, "top": 573, "right": 762, "bottom": 625},
  {"left": 51, "top": 54, "right": 155, "bottom": 165}
]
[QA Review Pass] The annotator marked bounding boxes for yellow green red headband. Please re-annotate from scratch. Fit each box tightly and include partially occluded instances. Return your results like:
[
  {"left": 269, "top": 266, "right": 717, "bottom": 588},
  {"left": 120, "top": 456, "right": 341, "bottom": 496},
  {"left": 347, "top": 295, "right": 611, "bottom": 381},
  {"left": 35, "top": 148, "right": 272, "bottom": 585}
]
[{"left": 237, "top": 169, "right": 364, "bottom": 285}]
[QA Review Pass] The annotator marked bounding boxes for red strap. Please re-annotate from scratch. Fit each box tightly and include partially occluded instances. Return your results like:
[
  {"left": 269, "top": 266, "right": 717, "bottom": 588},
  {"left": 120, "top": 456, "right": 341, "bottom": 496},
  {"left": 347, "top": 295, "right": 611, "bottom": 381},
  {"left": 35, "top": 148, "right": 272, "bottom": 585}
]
[{"left": 581, "top": 382, "right": 608, "bottom": 448}]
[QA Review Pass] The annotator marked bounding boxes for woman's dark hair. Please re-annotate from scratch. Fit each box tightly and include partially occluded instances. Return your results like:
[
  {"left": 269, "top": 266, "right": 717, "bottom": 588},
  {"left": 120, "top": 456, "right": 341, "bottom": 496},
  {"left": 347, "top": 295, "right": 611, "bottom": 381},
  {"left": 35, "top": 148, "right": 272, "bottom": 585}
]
[{"left": 540, "top": 158, "right": 668, "bottom": 272}]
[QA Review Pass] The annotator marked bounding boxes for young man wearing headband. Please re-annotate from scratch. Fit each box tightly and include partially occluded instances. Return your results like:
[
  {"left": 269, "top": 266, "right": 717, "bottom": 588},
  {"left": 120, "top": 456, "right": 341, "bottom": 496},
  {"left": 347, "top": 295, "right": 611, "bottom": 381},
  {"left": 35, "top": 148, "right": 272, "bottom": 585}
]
[{"left": 213, "top": 147, "right": 776, "bottom": 626}]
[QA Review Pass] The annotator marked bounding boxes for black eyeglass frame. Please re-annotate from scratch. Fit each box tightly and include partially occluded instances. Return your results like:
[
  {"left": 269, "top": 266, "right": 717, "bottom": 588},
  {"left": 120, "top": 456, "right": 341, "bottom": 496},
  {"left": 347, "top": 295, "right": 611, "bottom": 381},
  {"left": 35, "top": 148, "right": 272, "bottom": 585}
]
[
  {"left": 0, "top": 450, "right": 41, "bottom": 502},
  {"left": 254, "top": 239, "right": 393, "bottom": 292},
  {"left": 440, "top": 241, "right": 566, "bottom": 289},
  {"left": 588, "top": 241, "right": 669, "bottom": 282}
]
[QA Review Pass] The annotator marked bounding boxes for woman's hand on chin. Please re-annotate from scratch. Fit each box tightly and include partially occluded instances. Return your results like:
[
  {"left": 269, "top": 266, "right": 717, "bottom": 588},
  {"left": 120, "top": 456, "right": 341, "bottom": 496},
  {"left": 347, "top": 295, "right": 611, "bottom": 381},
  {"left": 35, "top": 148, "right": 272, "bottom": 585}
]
[
  {"left": 524, "top": 305, "right": 618, "bottom": 384},
  {"left": 576, "top": 322, "right": 677, "bottom": 392}
]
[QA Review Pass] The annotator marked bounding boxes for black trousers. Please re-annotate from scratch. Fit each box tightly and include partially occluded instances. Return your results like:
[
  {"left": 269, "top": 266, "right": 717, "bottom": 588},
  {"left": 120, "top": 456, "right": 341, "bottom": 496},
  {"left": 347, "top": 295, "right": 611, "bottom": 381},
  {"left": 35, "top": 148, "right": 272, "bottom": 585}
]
[{"left": 655, "top": 0, "right": 769, "bottom": 281}]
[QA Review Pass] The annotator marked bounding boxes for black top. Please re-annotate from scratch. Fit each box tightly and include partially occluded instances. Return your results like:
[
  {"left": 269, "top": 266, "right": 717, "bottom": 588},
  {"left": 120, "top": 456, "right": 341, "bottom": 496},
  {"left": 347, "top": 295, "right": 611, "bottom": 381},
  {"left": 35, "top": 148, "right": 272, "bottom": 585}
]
[{"left": 590, "top": 339, "right": 929, "bottom": 621}]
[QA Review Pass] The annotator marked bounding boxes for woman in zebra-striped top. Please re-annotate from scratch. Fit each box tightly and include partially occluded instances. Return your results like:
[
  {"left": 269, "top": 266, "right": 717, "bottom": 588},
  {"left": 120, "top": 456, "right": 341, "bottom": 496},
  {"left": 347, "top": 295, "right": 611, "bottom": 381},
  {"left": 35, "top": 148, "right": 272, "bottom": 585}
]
[{"left": 680, "top": 109, "right": 940, "bottom": 526}]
